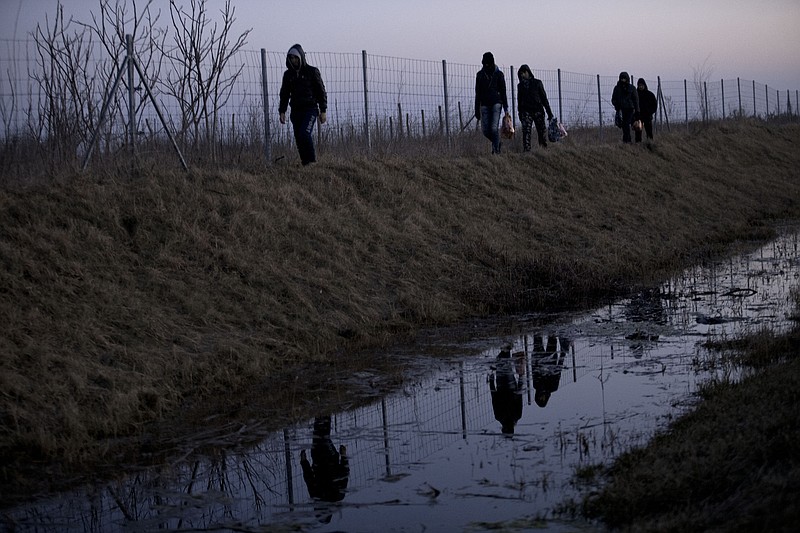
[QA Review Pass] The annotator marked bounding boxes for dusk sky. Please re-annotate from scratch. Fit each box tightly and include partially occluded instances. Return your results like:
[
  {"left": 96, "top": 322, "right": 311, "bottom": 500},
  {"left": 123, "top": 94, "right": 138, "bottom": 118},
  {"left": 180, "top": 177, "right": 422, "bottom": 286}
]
[{"left": 2, "top": 0, "right": 800, "bottom": 91}]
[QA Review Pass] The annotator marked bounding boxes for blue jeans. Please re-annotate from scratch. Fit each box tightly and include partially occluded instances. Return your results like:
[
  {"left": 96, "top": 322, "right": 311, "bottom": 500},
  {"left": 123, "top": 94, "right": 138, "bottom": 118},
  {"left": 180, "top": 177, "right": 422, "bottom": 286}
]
[
  {"left": 620, "top": 108, "right": 635, "bottom": 144},
  {"left": 481, "top": 103, "right": 502, "bottom": 153},
  {"left": 290, "top": 108, "right": 319, "bottom": 164}
]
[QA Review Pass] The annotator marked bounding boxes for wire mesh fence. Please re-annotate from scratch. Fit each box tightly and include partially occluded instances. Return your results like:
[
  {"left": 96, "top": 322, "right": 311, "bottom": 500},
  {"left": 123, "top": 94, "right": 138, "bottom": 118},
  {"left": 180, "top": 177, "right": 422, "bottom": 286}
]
[{"left": 1, "top": 36, "right": 798, "bottom": 172}]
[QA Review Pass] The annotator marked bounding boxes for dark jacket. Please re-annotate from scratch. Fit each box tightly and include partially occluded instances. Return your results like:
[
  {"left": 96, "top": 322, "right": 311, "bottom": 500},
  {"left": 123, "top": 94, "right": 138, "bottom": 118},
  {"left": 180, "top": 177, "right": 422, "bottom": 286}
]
[
  {"left": 278, "top": 44, "right": 327, "bottom": 114},
  {"left": 475, "top": 63, "right": 508, "bottom": 118},
  {"left": 611, "top": 71, "right": 639, "bottom": 112},
  {"left": 517, "top": 64, "right": 553, "bottom": 118},
  {"left": 637, "top": 78, "right": 658, "bottom": 118}
]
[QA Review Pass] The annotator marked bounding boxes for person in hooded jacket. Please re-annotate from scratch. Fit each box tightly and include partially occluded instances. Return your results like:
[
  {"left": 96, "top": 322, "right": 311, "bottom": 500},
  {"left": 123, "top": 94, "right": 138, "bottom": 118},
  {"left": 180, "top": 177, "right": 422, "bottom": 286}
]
[
  {"left": 278, "top": 44, "right": 327, "bottom": 165},
  {"left": 636, "top": 78, "right": 658, "bottom": 142},
  {"left": 611, "top": 71, "right": 639, "bottom": 144},
  {"left": 474, "top": 52, "right": 509, "bottom": 154},
  {"left": 517, "top": 65, "right": 554, "bottom": 151}
]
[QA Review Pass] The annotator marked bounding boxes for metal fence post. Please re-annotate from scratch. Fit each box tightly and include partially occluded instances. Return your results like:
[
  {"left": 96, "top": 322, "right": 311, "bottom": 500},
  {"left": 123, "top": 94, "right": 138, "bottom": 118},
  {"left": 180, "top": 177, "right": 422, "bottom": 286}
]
[
  {"left": 362, "top": 50, "right": 370, "bottom": 150},
  {"left": 656, "top": 76, "right": 661, "bottom": 126},
  {"left": 703, "top": 81, "right": 708, "bottom": 122},
  {"left": 753, "top": 80, "right": 757, "bottom": 116},
  {"left": 596, "top": 74, "right": 602, "bottom": 141},
  {"left": 557, "top": 68, "right": 563, "bottom": 123},
  {"left": 397, "top": 103, "right": 403, "bottom": 138},
  {"left": 260, "top": 49, "right": 271, "bottom": 165},
  {"left": 684, "top": 79, "right": 688, "bottom": 128},
  {"left": 765, "top": 85, "right": 769, "bottom": 116},
  {"left": 442, "top": 59, "right": 450, "bottom": 144},
  {"left": 737, "top": 77, "right": 742, "bottom": 116},
  {"left": 509, "top": 66, "right": 516, "bottom": 126},
  {"left": 721, "top": 79, "right": 725, "bottom": 119},
  {"left": 776, "top": 89, "right": 780, "bottom": 115},
  {"left": 127, "top": 34, "right": 135, "bottom": 157}
]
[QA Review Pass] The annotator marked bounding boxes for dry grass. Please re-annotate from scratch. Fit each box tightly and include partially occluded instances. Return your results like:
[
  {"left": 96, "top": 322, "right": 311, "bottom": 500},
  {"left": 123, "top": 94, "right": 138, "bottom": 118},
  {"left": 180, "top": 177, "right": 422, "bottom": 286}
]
[
  {"left": 581, "top": 314, "right": 800, "bottom": 532},
  {"left": 1, "top": 120, "right": 800, "bottom": 496}
]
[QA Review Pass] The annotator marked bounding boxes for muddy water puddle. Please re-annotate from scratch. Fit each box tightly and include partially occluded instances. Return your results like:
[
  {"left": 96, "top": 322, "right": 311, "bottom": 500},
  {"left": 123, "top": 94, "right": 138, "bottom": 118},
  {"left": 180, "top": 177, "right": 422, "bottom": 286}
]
[{"left": 5, "top": 230, "right": 800, "bottom": 532}]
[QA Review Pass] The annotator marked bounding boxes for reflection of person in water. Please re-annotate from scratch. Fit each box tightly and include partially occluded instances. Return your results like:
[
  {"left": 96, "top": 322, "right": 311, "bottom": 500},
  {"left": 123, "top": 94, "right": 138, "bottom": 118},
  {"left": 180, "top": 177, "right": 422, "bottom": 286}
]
[
  {"left": 300, "top": 416, "right": 349, "bottom": 521},
  {"left": 532, "top": 335, "right": 567, "bottom": 408},
  {"left": 488, "top": 347, "right": 525, "bottom": 435},
  {"left": 624, "top": 287, "right": 667, "bottom": 325}
]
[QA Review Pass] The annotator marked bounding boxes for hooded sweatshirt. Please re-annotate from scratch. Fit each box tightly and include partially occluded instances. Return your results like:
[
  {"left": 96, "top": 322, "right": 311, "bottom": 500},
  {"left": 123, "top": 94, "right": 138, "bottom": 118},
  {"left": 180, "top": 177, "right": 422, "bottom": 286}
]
[
  {"left": 611, "top": 71, "right": 639, "bottom": 112},
  {"left": 516, "top": 64, "right": 553, "bottom": 118},
  {"left": 637, "top": 78, "right": 658, "bottom": 118},
  {"left": 278, "top": 44, "right": 327, "bottom": 114},
  {"left": 474, "top": 52, "right": 508, "bottom": 117}
]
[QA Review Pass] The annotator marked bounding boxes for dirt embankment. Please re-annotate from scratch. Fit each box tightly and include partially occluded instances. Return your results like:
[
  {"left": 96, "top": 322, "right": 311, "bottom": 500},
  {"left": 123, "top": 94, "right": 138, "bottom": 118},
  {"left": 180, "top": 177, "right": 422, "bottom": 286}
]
[{"left": 2, "top": 120, "right": 800, "bottom": 499}]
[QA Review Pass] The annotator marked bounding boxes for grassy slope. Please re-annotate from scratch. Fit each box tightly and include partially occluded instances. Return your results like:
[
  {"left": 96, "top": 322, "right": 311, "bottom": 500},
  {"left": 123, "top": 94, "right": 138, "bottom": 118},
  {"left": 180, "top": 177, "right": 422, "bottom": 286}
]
[{"left": 1, "top": 120, "right": 800, "bottom": 483}]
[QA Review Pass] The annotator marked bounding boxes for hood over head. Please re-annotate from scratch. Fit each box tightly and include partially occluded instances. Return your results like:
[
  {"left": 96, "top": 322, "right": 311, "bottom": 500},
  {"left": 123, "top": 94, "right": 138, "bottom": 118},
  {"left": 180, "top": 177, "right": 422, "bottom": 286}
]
[
  {"left": 517, "top": 64, "right": 534, "bottom": 81},
  {"left": 481, "top": 51, "right": 496, "bottom": 73},
  {"left": 637, "top": 78, "right": 648, "bottom": 89},
  {"left": 618, "top": 71, "right": 630, "bottom": 83},
  {"left": 286, "top": 44, "right": 306, "bottom": 70}
]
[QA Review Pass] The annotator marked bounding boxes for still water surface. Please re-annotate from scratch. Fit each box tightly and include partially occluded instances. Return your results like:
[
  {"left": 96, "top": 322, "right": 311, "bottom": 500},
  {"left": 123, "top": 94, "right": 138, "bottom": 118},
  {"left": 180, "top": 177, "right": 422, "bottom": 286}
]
[{"left": 6, "top": 230, "right": 800, "bottom": 532}]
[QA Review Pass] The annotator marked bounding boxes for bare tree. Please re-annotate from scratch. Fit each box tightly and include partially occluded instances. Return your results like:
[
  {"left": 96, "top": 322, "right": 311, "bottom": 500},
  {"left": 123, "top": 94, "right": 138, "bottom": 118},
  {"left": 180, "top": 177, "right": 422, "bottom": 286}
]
[
  {"left": 160, "top": 0, "right": 251, "bottom": 159},
  {"left": 31, "top": 4, "right": 97, "bottom": 164},
  {"left": 79, "top": 0, "right": 166, "bottom": 149},
  {"left": 691, "top": 54, "right": 715, "bottom": 122}
]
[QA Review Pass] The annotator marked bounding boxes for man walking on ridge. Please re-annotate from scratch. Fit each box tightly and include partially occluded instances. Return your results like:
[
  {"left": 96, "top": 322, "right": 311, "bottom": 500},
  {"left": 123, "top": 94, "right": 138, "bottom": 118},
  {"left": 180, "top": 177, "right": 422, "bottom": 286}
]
[{"left": 279, "top": 44, "right": 328, "bottom": 165}]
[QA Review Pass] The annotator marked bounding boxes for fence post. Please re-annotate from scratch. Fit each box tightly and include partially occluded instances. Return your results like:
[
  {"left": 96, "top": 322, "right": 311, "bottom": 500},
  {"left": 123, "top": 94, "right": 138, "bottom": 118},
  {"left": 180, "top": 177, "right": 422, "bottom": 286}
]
[
  {"left": 397, "top": 103, "right": 403, "bottom": 138},
  {"left": 703, "top": 81, "right": 708, "bottom": 122},
  {"left": 737, "top": 77, "right": 742, "bottom": 116},
  {"left": 421, "top": 109, "right": 426, "bottom": 136},
  {"left": 765, "top": 85, "right": 769, "bottom": 117},
  {"left": 260, "top": 49, "right": 272, "bottom": 165},
  {"left": 684, "top": 79, "right": 688, "bottom": 128},
  {"left": 776, "top": 89, "right": 780, "bottom": 115},
  {"left": 596, "top": 74, "right": 602, "bottom": 141},
  {"left": 557, "top": 68, "right": 563, "bottom": 123},
  {"left": 721, "top": 79, "right": 725, "bottom": 119},
  {"left": 442, "top": 59, "right": 451, "bottom": 144},
  {"left": 752, "top": 80, "right": 756, "bottom": 116},
  {"left": 362, "top": 50, "right": 370, "bottom": 150},
  {"left": 509, "top": 66, "right": 516, "bottom": 126},
  {"left": 656, "top": 77, "right": 670, "bottom": 131},
  {"left": 127, "top": 34, "right": 135, "bottom": 158}
]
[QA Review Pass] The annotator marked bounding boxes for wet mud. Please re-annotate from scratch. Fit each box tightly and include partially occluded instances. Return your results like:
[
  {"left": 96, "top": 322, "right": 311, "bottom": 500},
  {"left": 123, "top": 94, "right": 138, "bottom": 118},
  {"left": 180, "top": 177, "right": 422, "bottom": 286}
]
[{"left": 4, "top": 230, "right": 800, "bottom": 532}]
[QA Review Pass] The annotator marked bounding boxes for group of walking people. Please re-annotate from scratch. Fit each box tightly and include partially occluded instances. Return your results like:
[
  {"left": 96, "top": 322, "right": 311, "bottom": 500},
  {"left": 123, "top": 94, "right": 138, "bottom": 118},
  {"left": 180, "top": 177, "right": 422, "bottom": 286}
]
[
  {"left": 611, "top": 71, "right": 658, "bottom": 144},
  {"left": 277, "top": 44, "right": 659, "bottom": 164}
]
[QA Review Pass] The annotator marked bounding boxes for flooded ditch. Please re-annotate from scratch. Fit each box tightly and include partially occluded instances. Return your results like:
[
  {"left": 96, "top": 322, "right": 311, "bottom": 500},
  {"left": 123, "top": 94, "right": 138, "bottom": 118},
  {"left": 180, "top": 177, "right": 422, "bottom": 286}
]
[{"left": 4, "top": 229, "right": 800, "bottom": 532}]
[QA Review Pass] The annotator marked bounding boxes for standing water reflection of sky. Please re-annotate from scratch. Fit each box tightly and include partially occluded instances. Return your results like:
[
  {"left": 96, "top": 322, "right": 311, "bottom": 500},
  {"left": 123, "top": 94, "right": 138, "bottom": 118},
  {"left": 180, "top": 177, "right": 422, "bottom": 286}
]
[{"left": 6, "top": 229, "right": 800, "bottom": 531}]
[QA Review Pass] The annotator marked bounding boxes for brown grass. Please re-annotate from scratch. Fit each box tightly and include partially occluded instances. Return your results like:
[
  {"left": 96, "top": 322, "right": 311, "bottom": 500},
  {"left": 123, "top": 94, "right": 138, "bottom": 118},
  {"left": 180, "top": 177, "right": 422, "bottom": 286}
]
[{"left": 1, "top": 120, "right": 800, "bottom": 496}]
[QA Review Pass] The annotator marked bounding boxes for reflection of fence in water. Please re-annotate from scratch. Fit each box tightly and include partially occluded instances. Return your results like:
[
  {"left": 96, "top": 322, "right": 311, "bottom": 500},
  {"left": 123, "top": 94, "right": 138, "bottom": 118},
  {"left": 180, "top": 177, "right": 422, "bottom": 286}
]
[{"left": 9, "top": 234, "right": 799, "bottom": 530}]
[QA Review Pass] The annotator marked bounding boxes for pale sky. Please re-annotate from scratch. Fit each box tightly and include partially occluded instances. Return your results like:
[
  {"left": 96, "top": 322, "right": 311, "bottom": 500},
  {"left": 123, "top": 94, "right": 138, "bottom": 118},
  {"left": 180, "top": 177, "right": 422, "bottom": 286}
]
[{"left": 2, "top": 0, "right": 800, "bottom": 91}]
